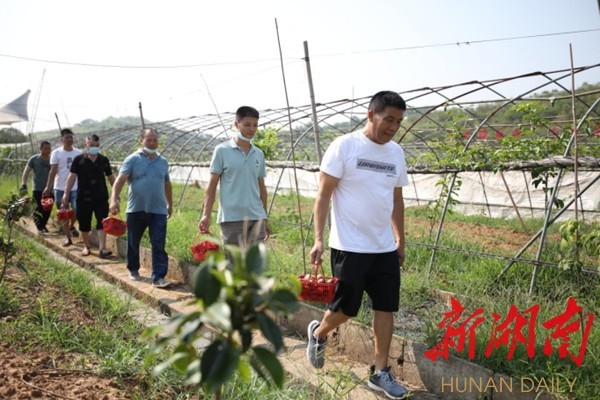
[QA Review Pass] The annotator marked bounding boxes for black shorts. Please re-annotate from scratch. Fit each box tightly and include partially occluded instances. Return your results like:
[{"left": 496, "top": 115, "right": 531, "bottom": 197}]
[
  {"left": 328, "top": 248, "right": 400, "bottom": 317},
  {"left": 76, "top": 200, "right": 109, "bottom": 232}
]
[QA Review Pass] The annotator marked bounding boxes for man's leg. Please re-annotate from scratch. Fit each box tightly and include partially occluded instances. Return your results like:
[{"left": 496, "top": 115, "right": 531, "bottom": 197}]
[
  {"left": 148, "top": 213, "right": 168, "bottom": 283},
  {"left": 41, "top": 192, "right": 53, "bottom": 230},
  {"left": 373, "top": 310, "right": 394, "bottom": 371},
  {"left": 94, "top": 201, "right": 110, "bottom": 255},
  {"left": 126, "top": 212, "right": 146, "bottom": 275},
  {"left": 314, "top": 309, "right": 350, "bottom": 340},
  {"left": 69, "top": 190, "right": 78, "bottom": 235},
  {"left": 76, "top": 201, "right": 93, "bottom": 255},
  {"left": 306, "top": 310, "right": 349, "bottom": 369},
  {"left": 54, "top": 190, "right": 72, "bottom": 245},
  {"left": 32, "top": 191, "right": 44, "bottom": 231}
]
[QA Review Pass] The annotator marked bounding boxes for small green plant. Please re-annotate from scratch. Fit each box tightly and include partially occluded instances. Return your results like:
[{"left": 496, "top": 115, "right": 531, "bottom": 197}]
[
  {"left": 427, "top": 174, "right": 462, "bottom": 238},
  {"left": 0, "top": 194, "right": 35, "bottom": 284},
  {"left": 558, "top": 219, "right": 600, "bottom": 274},
  {"left": 254, "top": 127, "right": 280, "bottom": 160},
  {"left": 146, "top": 241, "right": 300, "bottom": 399}
]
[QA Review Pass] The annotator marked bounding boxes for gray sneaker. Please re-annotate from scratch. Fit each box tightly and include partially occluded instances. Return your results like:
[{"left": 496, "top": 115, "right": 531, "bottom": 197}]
[
  {"left": 368, "top": 366, "right": 409, "bottom": 399},
  {"left": 306, "top": 320, "right": 327, "bottom": 368},
  {"left": 153, "top": 278, "right": 172, "bottom": 288}
]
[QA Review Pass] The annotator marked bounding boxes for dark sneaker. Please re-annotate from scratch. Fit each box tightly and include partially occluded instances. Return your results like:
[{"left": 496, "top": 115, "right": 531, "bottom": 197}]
[
  {"left": 62, "top": 238, "right": 72, "bottom": 247},
  {"left": 368, "top": 366, "right": 409, "bottom": 399},
  {"left": 70, "top": 227, "right": 79, "bottom": 237},
  {"left": 98, "top": 250, "right": 113, "bottom": 259},
  {"left": 130, "top": 272, "right": 141, "bottom": 281},
  {"left": 41, "top": 227, "right": 49, "bottom": 233},
  {"left": 306, "top": 320, "right": 327, "bottom": 368},
  {"left": 153, "top": 278, "right": 172, "bottom": 288}
]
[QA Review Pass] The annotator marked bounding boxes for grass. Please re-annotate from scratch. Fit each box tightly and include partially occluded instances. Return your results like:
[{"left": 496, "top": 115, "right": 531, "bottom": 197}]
[
  {"left": 1, "top": 170, "right": 599, "bottom": 399},
  {"left": 0, "top": 230, "right": 336, "bottom": 399}
]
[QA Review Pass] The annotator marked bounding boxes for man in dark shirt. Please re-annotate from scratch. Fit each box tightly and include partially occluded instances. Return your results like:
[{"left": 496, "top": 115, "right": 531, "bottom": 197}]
[
  {"left": 62, "top": 134, "right": 116, "bottom": 257},
  {"left": 21, "top": 141, "right": 52, "bottom": 233}
]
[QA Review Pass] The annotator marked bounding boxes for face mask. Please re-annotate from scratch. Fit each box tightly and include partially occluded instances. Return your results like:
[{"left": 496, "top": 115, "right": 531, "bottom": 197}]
[
  {"left": 236, "top": 131, "right": 252, "bottom": 142},
  {"left": 88, "top": 147, "right": 100, "bottom": 155},
  {"left": 143, "top": 147, "right": 158, "bottom": 155}
]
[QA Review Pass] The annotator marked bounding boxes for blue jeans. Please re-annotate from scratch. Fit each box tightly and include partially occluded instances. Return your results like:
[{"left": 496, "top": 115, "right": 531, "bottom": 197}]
[
  {"left": 126, "top": 212, "right": 168, "bottom": 283},
  {"left": 54, "top": 189, "right": 77, "bottom": 212}
]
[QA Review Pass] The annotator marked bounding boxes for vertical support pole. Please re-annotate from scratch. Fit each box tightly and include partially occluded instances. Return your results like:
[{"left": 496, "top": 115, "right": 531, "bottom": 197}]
[
  {"left": 303, "top": 41, "right": 323, "bottom": 164},
  {"left": 139, "top": 102, "right": 146, "bottom": 129},
  {"left": 54, "top": 112, "right": 62, "bottom": 132}
]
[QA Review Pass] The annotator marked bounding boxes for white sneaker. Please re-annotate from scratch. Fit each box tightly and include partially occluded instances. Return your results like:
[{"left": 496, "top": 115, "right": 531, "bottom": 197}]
[{"left": 153, "top": 278, "right": 172, "bottom": 288}]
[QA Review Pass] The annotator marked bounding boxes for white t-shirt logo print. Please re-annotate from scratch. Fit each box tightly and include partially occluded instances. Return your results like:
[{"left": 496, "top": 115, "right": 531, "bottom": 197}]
[{"left": 356, "top": 158, "right": 397, "bottom": 175}]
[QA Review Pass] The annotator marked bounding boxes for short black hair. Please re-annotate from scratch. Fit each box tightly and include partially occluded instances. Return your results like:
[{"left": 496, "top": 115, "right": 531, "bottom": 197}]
[
  {"left": 39, "top": 140, "right": 51, "bottom": 149},
  {"left": 368, "top": 91, "right": 406, "bottom": 114},
  {"left": 236, "top": 106, "right": 259, "bottom": 121},
  {"left": 60, "top": 128, "right": 74, "bottom": 137},
  {"left": 87, "top": 134, "right": 100, "bottom": 142},
  {"left": 141, "top": 128, "right": 159, "bottom": 139}
]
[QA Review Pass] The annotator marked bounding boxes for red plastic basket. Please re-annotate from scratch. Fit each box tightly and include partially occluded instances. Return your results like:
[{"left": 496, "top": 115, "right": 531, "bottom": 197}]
[
  {"left": 56, "top": 208, "right": 74, "bottom": 221},
  {"left": 41, "top": 196, "right": 54, "bottom": 211},
  {"left": 102, "top": 216, "right": 127, "bottom": 236},
  {"left": 190, "top": 240, "right": 220, "bottom": 262},
  {"left": 298, "top": 262, "right": 338, "bottom": 303}
]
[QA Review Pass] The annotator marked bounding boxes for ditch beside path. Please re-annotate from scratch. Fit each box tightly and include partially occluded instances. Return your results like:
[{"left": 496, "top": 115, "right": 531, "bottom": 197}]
[{"left": 16, "top": 218, "right": 438, "bottom": 400}]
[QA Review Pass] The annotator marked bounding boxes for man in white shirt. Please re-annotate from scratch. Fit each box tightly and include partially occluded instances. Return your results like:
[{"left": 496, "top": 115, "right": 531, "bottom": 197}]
[
  {"left": 44, "top": 128, "right": 82, "bottom": 246},
  {"left": 306, "top": 91, "right": 410, "bottom": 400}
]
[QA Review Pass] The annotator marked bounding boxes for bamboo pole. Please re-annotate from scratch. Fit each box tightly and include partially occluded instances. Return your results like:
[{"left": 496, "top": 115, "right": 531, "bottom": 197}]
[
  {"left": 303, "top": 41, "right": 323, "bottom": 164},
  {"left": 54, "top": 112, "right": 62, "bottom": 132},
  {"left": 500, "top": 171, "right": 529, "bottom": 234},
  {"left": 138, "top": 102, "right": 145, "bottom": 129},
  {"left": 275, "top": 18, "right": 307, "bottom": 272},
  {"left": 569, "top": 43, "right": 580, "bottom": 266}
]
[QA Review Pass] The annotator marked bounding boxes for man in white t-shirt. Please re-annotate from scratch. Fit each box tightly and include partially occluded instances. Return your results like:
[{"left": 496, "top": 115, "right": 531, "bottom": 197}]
[
  {"left": 306, "top": 91, "right": 410, "bottom": 400},
  {"left": 43, "top": 128, "right": 83, "bottom": 246}
]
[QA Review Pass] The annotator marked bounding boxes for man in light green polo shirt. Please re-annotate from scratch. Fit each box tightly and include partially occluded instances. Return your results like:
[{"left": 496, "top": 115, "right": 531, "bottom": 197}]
[{"left": 199, "top": 106, "right": 270, "bottom": 246}]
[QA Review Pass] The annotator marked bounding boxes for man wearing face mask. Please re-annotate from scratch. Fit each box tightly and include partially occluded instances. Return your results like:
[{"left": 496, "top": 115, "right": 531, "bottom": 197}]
[
  {"left": 199, "top": 106, "right": 269, "bottom": 247},
  {"left": 109, "top": 128, "right": 173, "bottom": 289},
  {"left": 63, "top": 134, "right": 116, "bottom": 257}
]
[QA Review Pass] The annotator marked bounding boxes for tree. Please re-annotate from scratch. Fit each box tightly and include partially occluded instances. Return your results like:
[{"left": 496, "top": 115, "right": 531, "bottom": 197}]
[
  {"left": 145, "top": 242, "right": 300, "bottom": 399},
  {"left": 0, "top": 127, "right": 28, "bottom": 144}
]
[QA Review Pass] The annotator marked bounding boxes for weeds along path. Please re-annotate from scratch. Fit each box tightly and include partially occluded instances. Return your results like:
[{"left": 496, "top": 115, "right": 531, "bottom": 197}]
[
  {"left": 9, "top": 217, "right": 440, "bottom": 400},
  {"left": 0, "top": 231, "right": 180, "bottom": 399}
]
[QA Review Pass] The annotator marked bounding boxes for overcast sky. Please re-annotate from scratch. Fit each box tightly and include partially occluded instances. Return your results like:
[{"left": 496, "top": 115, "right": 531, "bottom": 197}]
[{"left": 1, "top": 0, "right": 599, "bottom": 133}]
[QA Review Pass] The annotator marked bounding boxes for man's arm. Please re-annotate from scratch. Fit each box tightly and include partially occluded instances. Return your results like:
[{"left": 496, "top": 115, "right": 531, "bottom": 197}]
[
  {"left": 62, "top": 173, "right": 77, "bottom": 206},
  {"left": 164, "top": 180, "right": 173, "bottom": 218},
  {"left": 198, "top": 173, "right": 220, "bottom": 233},
  {"left": 391, "top": 186, "right": 406, "bottom": 266},
  {"left": 309, "top": 171, "right": 339, "bottom": 264},
  {"left": 109, "top": 173, "right": 129, "bottom": 214},
  {"left": 258, "top": 178, "right": 270, "bottom": 239},
  {"left": 43, "top": 164, "right": 58, "bottom": 195},
  {"left": 20, "top": 165, "right": 32, "bottom": 190}
]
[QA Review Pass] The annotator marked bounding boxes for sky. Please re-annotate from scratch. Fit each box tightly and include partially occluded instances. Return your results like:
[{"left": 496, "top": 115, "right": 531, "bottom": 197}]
[{"left": 0, "top": 0, "right": 599, "bottom": 133}]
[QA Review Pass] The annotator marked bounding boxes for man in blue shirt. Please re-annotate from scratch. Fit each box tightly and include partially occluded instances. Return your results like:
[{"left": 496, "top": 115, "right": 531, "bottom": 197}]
[{"left": 109, "top": 128, "right": 173, "bottom": 288}]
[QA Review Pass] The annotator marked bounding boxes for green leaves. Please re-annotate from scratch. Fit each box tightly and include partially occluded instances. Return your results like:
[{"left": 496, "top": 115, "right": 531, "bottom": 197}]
[
  {"left": 251, "top": 346, "right": 284, "bottom": 388},
  {"left": 200, "top": 339, "right": 241, "bottom": 393},
  {"left": 558, "top": 219, "right": 600, "bottom": 273},
  {"left": 0, "top": 195, "right": 35, "bottom": 285},
  {"left": 149, "top": 241, "right": 299, "bottom": 396},
  {"left": 193, "top": 264, "right": 221, "bottom": 306}
]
